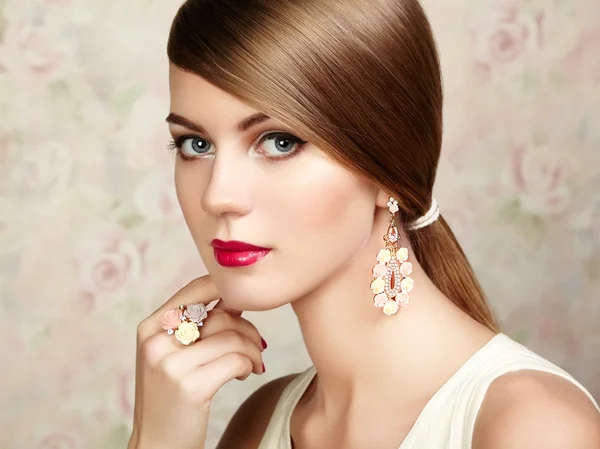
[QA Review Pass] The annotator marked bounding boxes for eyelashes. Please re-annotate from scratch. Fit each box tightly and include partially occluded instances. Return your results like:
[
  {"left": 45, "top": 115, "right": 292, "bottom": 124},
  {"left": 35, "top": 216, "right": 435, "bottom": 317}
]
[
  {"left": 167, "top": 131, "right": 308, "bottom": 161},
  {"left": 167, "top": 135, "right": 212, "bottom": 158},
  {"left": 258, "top": 132, "right": 307, "bottom": 159}
]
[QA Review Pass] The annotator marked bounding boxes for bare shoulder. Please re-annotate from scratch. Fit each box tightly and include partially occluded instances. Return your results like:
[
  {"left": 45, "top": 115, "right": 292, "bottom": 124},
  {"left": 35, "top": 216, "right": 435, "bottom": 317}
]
[
  {"left": 215, "top": 373, "right": 299, "bottom": 449},
  {"left": 473, "top": 369, "right": 600, "bottom": 449}
]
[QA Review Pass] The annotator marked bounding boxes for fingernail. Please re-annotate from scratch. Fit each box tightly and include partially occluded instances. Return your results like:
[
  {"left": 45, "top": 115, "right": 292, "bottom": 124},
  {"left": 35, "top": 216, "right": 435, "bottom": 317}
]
[
  {"left": 262, "top": 362, "right": 266, "bottom": 373},
  {"left": 261, "top": 337, "right": 268, "bottom": 350}
]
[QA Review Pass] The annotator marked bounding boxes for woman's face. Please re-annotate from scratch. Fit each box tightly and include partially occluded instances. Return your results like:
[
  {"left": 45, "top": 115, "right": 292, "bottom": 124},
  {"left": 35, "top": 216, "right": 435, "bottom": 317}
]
[{"left": 168, "top": 65, "right": 379, "bottom": 311}]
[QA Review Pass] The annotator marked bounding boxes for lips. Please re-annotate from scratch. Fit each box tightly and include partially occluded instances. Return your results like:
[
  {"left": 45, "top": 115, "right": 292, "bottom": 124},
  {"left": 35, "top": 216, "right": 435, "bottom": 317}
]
[{"left": 210, "top": 239, "right": 271, "bottom": 267}]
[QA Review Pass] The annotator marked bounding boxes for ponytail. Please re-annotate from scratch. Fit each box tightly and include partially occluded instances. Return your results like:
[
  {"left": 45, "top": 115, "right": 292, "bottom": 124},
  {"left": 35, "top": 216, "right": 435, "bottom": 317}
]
[{"left": 409, "top": 215, "right": 500, "bottom": 332}]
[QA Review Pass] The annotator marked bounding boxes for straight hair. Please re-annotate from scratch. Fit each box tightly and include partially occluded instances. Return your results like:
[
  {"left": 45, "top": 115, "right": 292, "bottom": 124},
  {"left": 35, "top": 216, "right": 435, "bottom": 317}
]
[{"left": 167, "top": 0, "right": 499, "bottom": 331}]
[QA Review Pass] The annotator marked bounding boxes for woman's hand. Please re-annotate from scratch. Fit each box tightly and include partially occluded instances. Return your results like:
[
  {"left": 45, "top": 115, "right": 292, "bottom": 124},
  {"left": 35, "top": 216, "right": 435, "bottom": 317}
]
[{"left": 128, "top": 275, "right": 266, "bottom": 449}]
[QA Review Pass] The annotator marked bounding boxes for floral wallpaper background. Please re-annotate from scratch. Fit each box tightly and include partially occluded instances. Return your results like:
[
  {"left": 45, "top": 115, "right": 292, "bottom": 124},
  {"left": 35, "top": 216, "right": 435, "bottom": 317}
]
[{"left": 1, "top": 0, "right": 599, "bottom": 447}]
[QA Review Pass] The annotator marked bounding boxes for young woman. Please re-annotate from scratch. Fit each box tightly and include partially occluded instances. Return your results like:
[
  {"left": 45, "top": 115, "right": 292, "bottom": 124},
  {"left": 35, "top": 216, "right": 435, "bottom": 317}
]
[{"left": 128, "top": 0, "right": 600, "bottom": 448}]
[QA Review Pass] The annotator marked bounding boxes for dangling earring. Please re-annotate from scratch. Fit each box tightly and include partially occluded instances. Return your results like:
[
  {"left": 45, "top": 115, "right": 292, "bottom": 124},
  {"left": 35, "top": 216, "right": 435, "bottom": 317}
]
[{"left": 370, "top": 197, "right": 415, "bottom": 316}]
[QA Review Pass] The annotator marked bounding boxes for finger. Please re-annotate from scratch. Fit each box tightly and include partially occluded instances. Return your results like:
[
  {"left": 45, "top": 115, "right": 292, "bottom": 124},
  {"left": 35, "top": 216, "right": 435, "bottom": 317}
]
[
  {"left": 150, "top": 275, "right": 220, "bottom": 319},
  {"left": 160, "top": 330, "right": 264, "bottom": 378},
  {"left": 138, "top": 276, "right": 220, "bottom": 341},
  {"left": 179, "top": 352, "right": 255, "bottom": 403},
  {"left": 139, "top": 310, "right": 264, "bottom": 369},
  {"left": 140, "top": 331, "right": 182, "bottom": 368},
  {"left": 202, "top": 308, "right": 264, "bottom": 352}
]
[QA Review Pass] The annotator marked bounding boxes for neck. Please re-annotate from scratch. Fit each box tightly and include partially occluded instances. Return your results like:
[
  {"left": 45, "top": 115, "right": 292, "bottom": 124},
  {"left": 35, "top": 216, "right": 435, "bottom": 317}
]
[{"left": 291, "top": 214, "right": 494, "bottom": 414}]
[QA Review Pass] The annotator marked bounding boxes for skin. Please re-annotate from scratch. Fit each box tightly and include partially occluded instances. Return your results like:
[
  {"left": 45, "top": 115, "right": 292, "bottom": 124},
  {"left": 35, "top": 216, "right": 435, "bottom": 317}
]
[{"left": 128, "top": 65, "right": 600, "bottom": 449}]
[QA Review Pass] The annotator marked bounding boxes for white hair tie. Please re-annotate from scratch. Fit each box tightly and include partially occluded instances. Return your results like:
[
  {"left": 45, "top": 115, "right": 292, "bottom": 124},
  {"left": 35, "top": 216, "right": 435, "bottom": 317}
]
[{"left": 405, "top": 198, "right": 440, "bottom": 231}]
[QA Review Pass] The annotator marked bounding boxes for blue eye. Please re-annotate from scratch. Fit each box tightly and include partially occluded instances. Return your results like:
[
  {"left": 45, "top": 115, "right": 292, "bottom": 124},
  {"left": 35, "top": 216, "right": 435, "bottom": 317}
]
[
  {"left": 181, "top": 137, "right": 213, "bottom": 156},
  {"left": 167, "top": 131, "right": 307, "bottom": 161},
  {"left": 170, "top": 136, "right": 214, "bottom": 159},
  {"left": 256, "top": 132, "right": 307, "bottom": 158}
]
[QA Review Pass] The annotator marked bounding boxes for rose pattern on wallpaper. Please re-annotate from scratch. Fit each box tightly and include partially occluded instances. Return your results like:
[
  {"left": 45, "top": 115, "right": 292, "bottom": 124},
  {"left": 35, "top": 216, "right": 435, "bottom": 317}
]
[
  {"left": 1, "top": 0, "right": 599, "bottom": 447},
  {"left": 74, "top": 224, "right": 146, "bottom": 298},
  {"left": 472, "top": 0, "right": 544, "bottom": 70},
  {"left": 509, "top": 143, "right": 572, "bottom": 216}
]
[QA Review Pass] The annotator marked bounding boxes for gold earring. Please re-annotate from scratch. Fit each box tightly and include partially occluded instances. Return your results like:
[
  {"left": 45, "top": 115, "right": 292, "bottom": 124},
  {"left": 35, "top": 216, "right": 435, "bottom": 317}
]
[{"left": 370, "top": 197, "right": 414, "bottom": 316}]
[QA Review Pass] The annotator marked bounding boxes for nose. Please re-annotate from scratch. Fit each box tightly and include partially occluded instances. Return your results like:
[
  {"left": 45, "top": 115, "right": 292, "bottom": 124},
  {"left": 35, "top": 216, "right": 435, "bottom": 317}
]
[{"left": 200, "top": 154, "right": 253, "bottom": 218}]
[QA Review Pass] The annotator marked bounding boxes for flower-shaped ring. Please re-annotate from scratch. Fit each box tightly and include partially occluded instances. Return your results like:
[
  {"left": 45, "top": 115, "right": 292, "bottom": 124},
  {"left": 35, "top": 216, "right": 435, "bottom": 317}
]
[{"left": 161, "top": 303, "right": 208, "bottom": 345}]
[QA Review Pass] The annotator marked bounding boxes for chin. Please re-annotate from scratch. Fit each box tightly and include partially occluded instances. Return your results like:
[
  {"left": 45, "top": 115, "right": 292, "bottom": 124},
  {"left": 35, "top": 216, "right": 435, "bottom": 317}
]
[
  {"left": 203, "top": 257, "right": 291, "bottom": 311},
  {"left": 211, "top": 274, "right": 292, "bottom": 311}
]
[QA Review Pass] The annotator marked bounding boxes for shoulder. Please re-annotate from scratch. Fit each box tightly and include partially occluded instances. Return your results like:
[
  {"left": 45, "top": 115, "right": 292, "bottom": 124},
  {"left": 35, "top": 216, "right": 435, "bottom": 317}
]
[
  {"left": 472, "top": 369, "right": 600, "bottom": 449},
  {"left": 215, "top": 373, "right": 299, "bottom": 449}
]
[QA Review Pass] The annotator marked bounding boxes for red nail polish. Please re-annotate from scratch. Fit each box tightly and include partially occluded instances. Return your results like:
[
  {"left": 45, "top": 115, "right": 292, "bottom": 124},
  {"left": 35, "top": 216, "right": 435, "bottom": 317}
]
[
  {"left": 262, "top": 362, "right": 266, "bottom": 373},
  {"left": 261, "top": 337, "right": 268, "bottom": 350}
]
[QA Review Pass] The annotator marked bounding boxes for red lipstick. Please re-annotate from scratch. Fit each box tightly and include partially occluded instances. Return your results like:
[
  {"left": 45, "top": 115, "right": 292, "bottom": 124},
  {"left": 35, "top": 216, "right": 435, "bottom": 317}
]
[{"left": 211, "top": 239, "right": 271, "bottom": 267}]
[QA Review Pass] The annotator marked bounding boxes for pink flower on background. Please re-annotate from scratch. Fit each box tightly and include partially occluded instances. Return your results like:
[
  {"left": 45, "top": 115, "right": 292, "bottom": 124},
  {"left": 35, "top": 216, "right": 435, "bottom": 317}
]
[
  {"left": 472, "top": 1, "right": 543, "bottom": 69},
  {"left": 75, "top": 225, "right": 144, "bottom": 296},
  {"left": 510, "top": 145, "right": 571, "bottom": 215},
  {"left": 0, "top": 20, "right": 67, "bottom": 80},
  {"left": 37, "top": 433, "right": 76, "bottom": 449},
  {"left": 19, "top": 140, "right": 73, "bottom": 189},
  {"left": 122, "top": 95, "right": 175, "bottom": 171},
  {"left": 133, "top": 172, "right": 182, "bottom": 222},
  {"left": 561, "top": 29, "right": 600, "bottom": 85}
]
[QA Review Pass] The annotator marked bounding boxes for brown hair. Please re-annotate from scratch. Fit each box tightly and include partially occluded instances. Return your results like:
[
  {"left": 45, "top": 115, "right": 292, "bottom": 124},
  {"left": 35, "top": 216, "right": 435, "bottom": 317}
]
[{"left": 167, "top": 0, "right": 499, "bottom": 331}]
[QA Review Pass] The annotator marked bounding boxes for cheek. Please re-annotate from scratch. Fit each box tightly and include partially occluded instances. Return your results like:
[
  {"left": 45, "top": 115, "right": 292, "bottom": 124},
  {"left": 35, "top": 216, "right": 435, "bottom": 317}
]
[
  {"left": 174, "top": 161, "right": 211, "bottom": 239},
  {"left": 288, "top": 152, "right": 373, "bottom": 228},
  {"left": 290, "top": 170, "right": 370, "bottom": 231},
  {"left": 272, "top": 156, "right": 376, "bottom": 273}
]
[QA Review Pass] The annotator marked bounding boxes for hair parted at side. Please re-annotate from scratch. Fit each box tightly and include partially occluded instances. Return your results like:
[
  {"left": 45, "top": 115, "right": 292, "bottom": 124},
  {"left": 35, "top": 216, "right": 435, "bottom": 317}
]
[{"left": 167, "top": 0, "right": 499, "bottom": 331}]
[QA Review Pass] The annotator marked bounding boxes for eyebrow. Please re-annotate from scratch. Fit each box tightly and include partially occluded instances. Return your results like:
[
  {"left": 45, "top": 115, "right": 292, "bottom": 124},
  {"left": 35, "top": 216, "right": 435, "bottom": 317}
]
[{"left": 165, "top": 112, "right": 272, "bottom": 133}]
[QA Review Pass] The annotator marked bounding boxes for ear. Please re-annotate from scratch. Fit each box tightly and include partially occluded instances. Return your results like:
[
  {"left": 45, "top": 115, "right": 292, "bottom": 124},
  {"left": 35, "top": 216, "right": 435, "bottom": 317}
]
[{"left": 375, "top": 190, "right": 393, "bottom": 209}]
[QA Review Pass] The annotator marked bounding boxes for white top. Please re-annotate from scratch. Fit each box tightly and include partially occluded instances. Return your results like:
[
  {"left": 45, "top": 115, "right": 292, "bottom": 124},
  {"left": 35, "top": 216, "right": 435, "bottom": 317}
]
[{"left": 257, "top": 333, "right": 599, "bottom": 449}]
